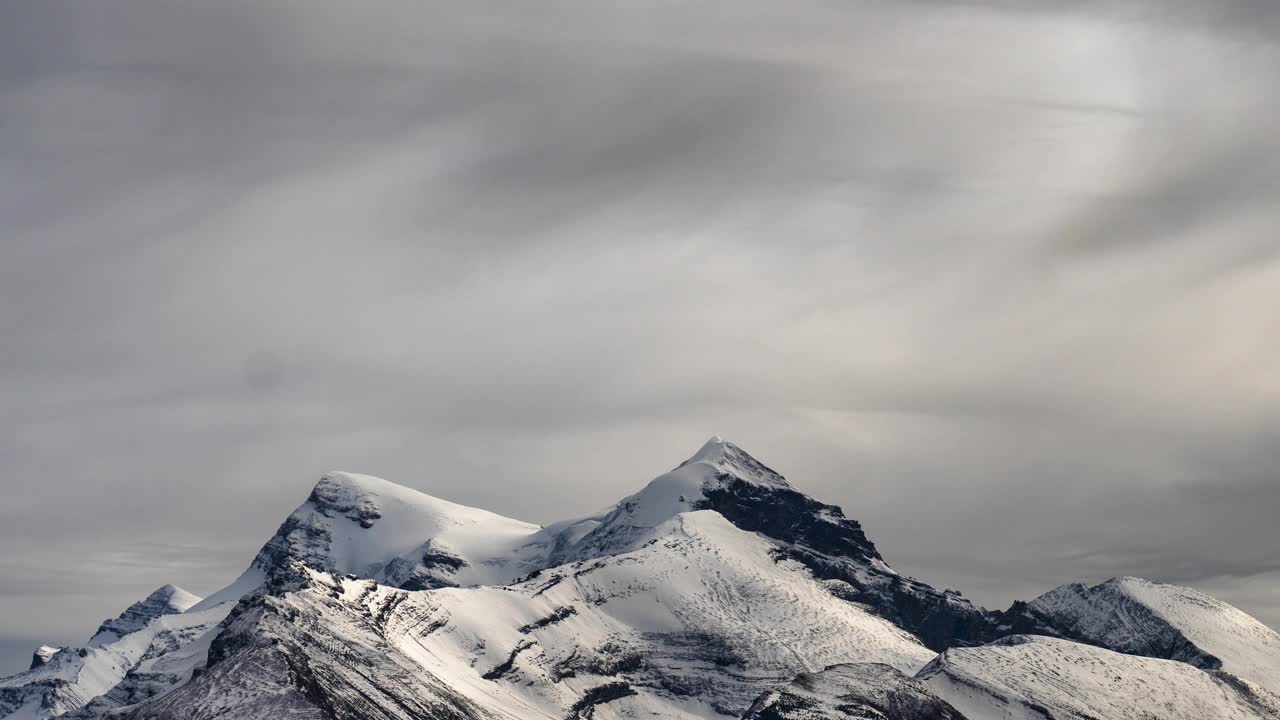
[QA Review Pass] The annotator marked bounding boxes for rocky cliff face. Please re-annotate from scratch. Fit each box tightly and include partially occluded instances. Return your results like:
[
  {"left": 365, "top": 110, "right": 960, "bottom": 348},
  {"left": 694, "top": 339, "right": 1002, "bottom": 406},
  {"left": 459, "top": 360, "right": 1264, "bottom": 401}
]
[
  {"left": 26, "top": 648, "right": 60, "bottom": 672},
  {"left": 695, "top": 479, "right": 995, "bottom": 651}
]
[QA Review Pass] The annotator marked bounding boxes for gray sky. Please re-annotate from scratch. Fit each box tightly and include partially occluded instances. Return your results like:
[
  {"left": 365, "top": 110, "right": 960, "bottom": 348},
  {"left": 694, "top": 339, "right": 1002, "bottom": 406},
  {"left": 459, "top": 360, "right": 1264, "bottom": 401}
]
[{"left": 3, "top": 0, "right": 1279, "bottom": 675}]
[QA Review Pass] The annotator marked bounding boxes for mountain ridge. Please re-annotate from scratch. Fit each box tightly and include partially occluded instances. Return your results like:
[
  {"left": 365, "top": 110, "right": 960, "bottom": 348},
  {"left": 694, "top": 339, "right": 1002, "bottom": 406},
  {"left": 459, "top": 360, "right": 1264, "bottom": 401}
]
[{"left": 3, "top": 437, "right": 1277, "bottom": 719}]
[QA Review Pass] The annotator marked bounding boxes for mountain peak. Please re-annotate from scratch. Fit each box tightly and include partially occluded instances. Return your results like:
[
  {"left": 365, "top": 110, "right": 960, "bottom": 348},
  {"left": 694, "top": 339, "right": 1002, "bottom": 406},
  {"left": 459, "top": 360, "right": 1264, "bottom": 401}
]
[
  {"left": 88, "top": 584, "right": 203, "bottom": 645},
  {"left": 249, "top": 470, "right": 542, "bottom": 592},
  {"left": 148, "top": 584, "right": 201, "bottom": 609},
  {"left": 674, "top": 436, "right": 793, "bottom": 491},
  {"left": 687, "top": 435, "right": 729, "bottom": 462}
]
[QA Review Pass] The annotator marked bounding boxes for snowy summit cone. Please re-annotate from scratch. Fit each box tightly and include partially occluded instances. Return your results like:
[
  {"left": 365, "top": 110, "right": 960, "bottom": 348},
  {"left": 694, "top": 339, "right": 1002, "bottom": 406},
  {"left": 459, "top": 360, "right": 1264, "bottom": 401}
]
[
  {"left": 245, "top": 471, "right": 544, "bottom": 592},
  {"left": 556, "top": 436, "right": 996, "bottom": 652},
  {"left": 538, "top": 435, "right": 854, "bottom": 565}
]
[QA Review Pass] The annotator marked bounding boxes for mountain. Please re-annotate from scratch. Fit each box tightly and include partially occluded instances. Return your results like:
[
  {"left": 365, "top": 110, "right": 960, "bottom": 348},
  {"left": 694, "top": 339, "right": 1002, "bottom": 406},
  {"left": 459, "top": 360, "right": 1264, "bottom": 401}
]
[
  {"left": 995, "top": 575, "right": 1280, "bottom": 696},
  {"left": 918, "top": 634, "right": 1280, "bottom": 720},
  {"left": 539, "top": 437, "right": 992, "bottom": 651},
  {"left": 119, "top": 512, "right": 933, "bottom": 719},
  {"left": 2, "top": 437, "right": 1278, "bottom": 720},
  {"left": 0, "top": 586, "right": 232, "bottom": 720}
]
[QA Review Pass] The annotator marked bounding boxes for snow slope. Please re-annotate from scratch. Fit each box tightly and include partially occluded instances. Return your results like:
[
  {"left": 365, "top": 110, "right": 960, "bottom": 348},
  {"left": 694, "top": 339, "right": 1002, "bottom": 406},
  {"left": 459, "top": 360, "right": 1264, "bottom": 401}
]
[
  {"left": 1000, "top": 576, "right": 1280, "bottom": 695},
  {"left": 242, "top": 471, "right": 545, "bottom": 592},
  {"left": 539, "top": 437, "right": 992, "bottom": 651},
  {"left": 740, "top": 663, "right": 968, "bottom": 720},
  {"left": 121, "top": 511, "right": 934, "bottom": 720},
  {"left": 919, "top": 634, "right": 1280, "bottom": 720},
  {"left": 88, "top": 585, "right": 201, "bottom": 646},
  {"left": 0, "top": 589, "right": 230, "bottom": 720}
]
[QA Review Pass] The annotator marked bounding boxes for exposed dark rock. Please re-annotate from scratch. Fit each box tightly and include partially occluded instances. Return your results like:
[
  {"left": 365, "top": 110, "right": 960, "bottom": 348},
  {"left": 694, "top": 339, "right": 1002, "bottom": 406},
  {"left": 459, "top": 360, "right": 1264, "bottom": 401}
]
[
  {"left": 519, "top": 606, "right": 577, "bottom": 634},
  {"left": 481, "top": 640, "right": 535, "bottom": 680},
  {"left": 567, "top": 682, "right": 637, "bottom": 719},
  {"left": 741, "top": 663, "right": 969, "bottom": 720},
  {"left": 689, "top": 458, "right": 995, "bottom": 652},
  {"left": 694, "top": 474, "right": 881, "bottom": 566},
  {"left": 27, "top": 647, "right": 60, "bottom": 671},
  {"left": 989, "top": 580, "right": 1225, "bottom": 669}
]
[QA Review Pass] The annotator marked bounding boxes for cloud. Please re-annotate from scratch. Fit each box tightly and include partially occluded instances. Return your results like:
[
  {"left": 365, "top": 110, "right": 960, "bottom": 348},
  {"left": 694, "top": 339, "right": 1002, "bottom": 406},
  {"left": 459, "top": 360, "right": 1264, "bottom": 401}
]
[{"left": 2, "top": 0, "right": 1279, "bottom": 674}]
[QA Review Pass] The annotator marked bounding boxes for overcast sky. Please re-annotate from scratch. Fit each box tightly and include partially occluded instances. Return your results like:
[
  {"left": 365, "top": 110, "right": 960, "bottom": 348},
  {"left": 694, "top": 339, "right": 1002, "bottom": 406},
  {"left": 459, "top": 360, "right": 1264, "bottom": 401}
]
[{"left": 3, "top": 0, "right": 1279, "bottom": 675}]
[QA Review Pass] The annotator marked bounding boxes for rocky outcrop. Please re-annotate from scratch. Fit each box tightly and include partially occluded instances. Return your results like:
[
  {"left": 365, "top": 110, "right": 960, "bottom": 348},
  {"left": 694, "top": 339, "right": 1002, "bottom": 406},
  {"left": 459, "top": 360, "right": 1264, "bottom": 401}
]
[
  {"left": 27, "top": 647, "right": 60, "bottom": 671},
  {"left": 741, "top": 663, "right": 968, "bottom": 720}
]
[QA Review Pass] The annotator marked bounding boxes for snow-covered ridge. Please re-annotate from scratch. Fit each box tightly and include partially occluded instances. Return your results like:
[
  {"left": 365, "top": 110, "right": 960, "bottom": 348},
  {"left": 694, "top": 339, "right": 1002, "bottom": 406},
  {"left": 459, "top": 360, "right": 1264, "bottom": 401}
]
[
  {"left": 117, "top": 511, "right": 935, "bottom": 720},
  {"left": 919, "top": 634, "right": 1280, "bottom": 720},
  {"left": 0, "top": 589, "right": 231, "bottom": 720},
  {"left": 537, "top": 436, "right": 802, "bottom": 564},
  {"left": 1001, "top": 575, "right": 1280, "bottom": 696},
  {"left": 5, "top": 436, "right": 1280, "bottom": 720},
  {"left": 88, "top": 585, "right": 201, "bottom": 646},
  {"left": 246, "top": 470, "right": 545, "bottom": 592}
]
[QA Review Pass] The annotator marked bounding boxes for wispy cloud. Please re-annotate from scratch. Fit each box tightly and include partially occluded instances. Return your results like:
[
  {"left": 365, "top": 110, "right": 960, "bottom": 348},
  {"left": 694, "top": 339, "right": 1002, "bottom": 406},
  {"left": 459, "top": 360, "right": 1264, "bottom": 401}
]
[{"left": 2, "top": 0, "right": 1278, "bottom": 674}]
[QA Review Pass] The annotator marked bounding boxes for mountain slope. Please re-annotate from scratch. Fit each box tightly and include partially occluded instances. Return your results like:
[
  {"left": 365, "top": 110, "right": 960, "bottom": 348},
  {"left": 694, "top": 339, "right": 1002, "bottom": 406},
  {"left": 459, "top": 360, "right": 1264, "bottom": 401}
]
[
  {"left": 918, "top": 634, "right": 1280, "bottom": 720},
  {"left": 0, "top": 591, "right": 230, "bottom": 720},
  {"left": 88, "top": 586, "right": 201, "bottom": 646},
  {"left": 995, "top": 576, "right": 1280, "bottom": 695},
  {"left": 124, "top": 511, "right": 935, "bottom": 720},
  {"left": 5, "top": 437, "right": 1280, "bottom": 720},
  {"left": 243, "top": 471, "right": 545, "bottom": 592},
  {"left": 214, "top": 436, "right": 989, "bottom": 653},
  {"left": 740, "top": 663, "right": 968, "bottom": 720},
  {"left": 539, "top": 437, "right": 992, "bottom": 651}
]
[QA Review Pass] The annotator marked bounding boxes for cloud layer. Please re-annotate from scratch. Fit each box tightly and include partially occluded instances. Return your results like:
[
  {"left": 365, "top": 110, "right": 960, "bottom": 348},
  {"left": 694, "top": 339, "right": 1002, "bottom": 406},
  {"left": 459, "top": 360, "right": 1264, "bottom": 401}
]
[{"left": 2, "top": 0, "right": 1278, "bottom": 674}]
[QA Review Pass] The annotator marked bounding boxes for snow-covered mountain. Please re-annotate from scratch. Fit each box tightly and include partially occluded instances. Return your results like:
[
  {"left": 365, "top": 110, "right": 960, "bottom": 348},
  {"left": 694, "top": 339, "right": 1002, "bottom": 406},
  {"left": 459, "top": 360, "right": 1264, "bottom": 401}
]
[
  {"left": 742, "top": 636, "right": 1280, "bottom": 720},
  {"left": 120, "top": 512, "right": 934, "bottom": 720},
  {"left": 995, "top": 575, "right": 1280, "bottom": 697},
  {"left": 537, "top": 437, "right": 991, "bottom": 651},
  {"left": 919, "top": 634, "right": 1280, "bottom": 720},
  {"left": 0, "top": 587, "right": 233, "bottom": 720},
  {"left": 3, "top": 437, "right": 1278, "bottom": 720},
  {"left": 242, "top": 470, "right": 545, "bottom": 591}
]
